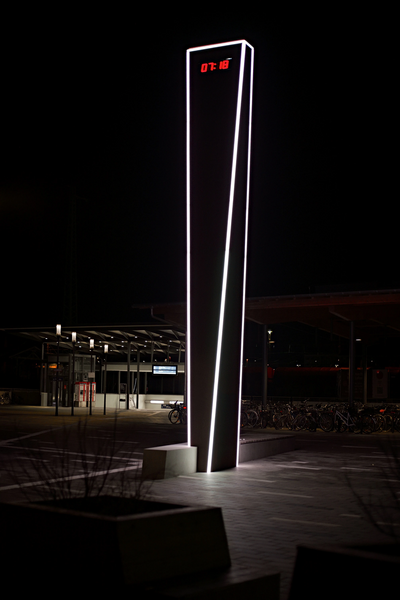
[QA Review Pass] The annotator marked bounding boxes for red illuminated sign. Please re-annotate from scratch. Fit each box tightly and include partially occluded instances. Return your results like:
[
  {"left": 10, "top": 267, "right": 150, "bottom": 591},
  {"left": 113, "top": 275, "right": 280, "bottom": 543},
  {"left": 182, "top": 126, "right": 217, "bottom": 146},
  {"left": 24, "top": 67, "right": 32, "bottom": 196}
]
[{"left": 200, "top": 60, "right": 230, "bottom": 72}]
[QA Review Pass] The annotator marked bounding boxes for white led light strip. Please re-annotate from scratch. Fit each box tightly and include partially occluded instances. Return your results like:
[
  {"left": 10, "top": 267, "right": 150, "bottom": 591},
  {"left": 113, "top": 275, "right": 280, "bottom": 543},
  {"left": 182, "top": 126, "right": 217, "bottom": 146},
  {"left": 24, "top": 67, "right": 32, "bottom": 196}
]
[
  {"left": 187, "top": 39, "right": 250, "bottom": 53},
  {"left": 186, "top": 49, "right": 192, "bottom": 447},
  {"left": 236, "top": 46, "right": 254, "bottom": 466},
  {"left": 206, "top": 42, "right": 247, "bottom": 473}
]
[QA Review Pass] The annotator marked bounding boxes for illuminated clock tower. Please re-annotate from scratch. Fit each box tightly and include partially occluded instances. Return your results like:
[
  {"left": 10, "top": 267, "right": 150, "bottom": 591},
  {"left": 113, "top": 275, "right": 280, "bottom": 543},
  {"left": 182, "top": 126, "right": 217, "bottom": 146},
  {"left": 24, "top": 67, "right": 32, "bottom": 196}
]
[{"left": 186, "top": 41, "right": 254, "bottom": 472}]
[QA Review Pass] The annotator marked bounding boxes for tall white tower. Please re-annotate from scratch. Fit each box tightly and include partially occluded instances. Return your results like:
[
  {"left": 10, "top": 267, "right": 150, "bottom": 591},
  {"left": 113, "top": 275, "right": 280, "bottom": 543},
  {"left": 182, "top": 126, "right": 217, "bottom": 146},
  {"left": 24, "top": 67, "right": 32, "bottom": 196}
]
[{"left": 186, "top": 41, "right": 254, "bottom": 472}]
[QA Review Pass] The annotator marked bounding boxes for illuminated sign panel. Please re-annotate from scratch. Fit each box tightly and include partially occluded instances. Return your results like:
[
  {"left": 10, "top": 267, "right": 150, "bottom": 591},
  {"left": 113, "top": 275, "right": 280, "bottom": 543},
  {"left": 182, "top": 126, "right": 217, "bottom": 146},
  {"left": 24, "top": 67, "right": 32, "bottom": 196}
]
[
  {"left": 152, "top": 365, "right": 177, "bottom": 375},
  {"left": 186, "top": 41, "right": 254, "bottom": 472}
]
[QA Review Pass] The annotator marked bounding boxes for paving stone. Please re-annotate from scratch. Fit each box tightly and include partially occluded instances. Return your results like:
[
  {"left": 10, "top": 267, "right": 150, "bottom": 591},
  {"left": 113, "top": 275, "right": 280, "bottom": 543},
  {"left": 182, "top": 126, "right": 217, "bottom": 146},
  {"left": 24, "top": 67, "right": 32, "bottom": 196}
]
[{"left": 147, "top": 433, "right": 397, "bottom": 599}]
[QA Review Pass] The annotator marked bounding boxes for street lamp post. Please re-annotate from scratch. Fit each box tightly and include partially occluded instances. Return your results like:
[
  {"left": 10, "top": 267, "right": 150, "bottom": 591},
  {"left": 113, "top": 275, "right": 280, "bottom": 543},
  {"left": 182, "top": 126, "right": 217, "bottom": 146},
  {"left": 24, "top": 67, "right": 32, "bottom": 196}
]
[
  {"left": 103, "top": 344, "right": 108, "bottom": 415},
  {"left": 89, "top": 339, "right": 94, "bottom": 415},
  {"left": 126, "top": 341, "right": 131, "bottom": 410},
  {"left": 55, "top": 324, "right": 61, "bottom": 416},
  {"left": 71, "top": 332, "right": 76, "bottom": 416},
  {"left": 262, "top": 328, "right": 273, "bottom": 409}
]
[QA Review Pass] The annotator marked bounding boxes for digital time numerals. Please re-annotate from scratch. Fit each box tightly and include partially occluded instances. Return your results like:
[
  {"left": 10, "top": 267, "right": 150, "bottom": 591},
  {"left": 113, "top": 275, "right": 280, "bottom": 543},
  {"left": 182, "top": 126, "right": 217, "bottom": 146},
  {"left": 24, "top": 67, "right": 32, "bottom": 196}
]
[{"left": 200, "top": 60, "right": 230, "bottom": 73}]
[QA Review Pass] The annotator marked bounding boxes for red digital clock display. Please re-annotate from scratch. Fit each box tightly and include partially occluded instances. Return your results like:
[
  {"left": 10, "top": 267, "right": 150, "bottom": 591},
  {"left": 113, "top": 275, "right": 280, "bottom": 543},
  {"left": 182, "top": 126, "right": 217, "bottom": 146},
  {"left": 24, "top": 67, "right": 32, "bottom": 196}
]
[{"left": 200, "top": 60, "right": 230, "bottom": 72}]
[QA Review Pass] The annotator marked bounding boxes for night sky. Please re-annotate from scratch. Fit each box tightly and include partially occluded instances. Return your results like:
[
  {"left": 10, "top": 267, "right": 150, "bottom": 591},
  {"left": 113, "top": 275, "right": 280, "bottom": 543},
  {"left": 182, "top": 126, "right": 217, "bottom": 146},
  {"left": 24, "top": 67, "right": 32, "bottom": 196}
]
[{"left": 1, "top": 10, "right": 397, "bottom": 329}]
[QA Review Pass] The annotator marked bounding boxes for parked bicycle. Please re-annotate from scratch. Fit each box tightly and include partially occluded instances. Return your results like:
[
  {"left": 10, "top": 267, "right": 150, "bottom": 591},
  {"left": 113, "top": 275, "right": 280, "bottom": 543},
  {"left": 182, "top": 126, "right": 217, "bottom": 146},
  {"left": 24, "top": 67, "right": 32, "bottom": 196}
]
[
  {"left": 320, "top": 403, "right": 375, "bottom": 434},
  {"left": 168, "top": 402, "right": 187, "bottom": 424},
  {"left": 240, "top": 398, "right": 400, "bottom": 434},
  {"left": 241, "top": 401, "right": 268, "bottom": 428}
]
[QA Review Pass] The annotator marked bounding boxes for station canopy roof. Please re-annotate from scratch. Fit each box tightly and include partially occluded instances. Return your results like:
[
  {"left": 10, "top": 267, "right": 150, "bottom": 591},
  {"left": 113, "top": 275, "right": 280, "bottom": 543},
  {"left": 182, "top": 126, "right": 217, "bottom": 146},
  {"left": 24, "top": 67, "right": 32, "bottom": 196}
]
[
  {"left": 150, "top": 288, "right": 400, "bottom": 346},
  {"left": 3, "top": 323, "right": 186, "bottom": 360},
  {"left": 4, "top": 288, "right": 400, "bottom": 356}
]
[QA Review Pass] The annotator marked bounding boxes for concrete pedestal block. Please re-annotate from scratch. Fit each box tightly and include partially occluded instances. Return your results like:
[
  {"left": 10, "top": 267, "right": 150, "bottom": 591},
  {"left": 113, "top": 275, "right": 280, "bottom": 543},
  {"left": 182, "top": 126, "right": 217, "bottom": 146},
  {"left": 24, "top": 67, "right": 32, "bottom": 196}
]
[
  {"left": 142, "top": 444, "right": 197, "bottom": 480},
  {"left": 239, "top": 434, "right": 295, "bottom": 463}
]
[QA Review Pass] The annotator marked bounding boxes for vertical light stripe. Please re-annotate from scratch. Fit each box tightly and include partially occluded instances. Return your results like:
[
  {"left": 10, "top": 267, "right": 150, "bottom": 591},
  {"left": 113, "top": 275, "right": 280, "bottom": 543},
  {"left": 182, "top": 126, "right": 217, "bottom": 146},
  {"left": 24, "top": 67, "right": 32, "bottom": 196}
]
[
  {"left": 207, "top": 42, "right": 247, "bottom": 473},
  {"left": 236, "top": 44, "right": 254, "bottom": 465},
  {"left": 186, "top": 49, "right": 192, "bottom": 447}
]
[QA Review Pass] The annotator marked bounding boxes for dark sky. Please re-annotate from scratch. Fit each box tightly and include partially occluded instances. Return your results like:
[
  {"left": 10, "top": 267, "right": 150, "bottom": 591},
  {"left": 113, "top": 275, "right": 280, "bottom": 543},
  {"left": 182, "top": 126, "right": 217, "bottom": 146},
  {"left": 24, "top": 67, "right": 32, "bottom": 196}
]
[{"left": 1, "top": 9, "right": 397, "bottom": 328}]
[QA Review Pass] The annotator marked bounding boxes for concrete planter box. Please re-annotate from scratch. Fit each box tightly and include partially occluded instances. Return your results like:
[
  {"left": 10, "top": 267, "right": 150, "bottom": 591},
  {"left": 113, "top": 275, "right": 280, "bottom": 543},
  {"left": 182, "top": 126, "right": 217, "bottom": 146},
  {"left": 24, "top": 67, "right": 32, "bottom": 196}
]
[
  {"left": 0, "top": 496, "right": 230, "bottom": 592},
  {"left": 289, "top": 543, "right": 400, "bottom": 600}
]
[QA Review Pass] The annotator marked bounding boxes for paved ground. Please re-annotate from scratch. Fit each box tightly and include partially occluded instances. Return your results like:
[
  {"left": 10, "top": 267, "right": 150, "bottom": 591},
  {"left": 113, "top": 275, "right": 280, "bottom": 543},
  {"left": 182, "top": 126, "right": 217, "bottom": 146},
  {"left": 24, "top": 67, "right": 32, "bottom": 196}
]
[
  {"left": 1, "top": 406, "right": 399, "bottom": 599},
  {"left": 148, "top": 433, "right": 400, "bottom": 598}
]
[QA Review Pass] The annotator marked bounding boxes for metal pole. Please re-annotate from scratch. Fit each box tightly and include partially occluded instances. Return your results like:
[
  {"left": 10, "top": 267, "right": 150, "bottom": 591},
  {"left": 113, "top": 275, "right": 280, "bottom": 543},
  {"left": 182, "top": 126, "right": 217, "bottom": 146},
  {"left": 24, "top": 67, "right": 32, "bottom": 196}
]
[
  {"left": 89, "top": 347, "right": 93, "bottom": 416},
  {"left": 103, "top": 356, "right": 107, "bottom": 415},
  {"left": 44, "top": 360, "right": 48, "bottom": 395},
  {"left": 40, "top": 343, "right": 45, "bottom": 396},
  {"left": 349, "top": 321, "right": 355, "bottom": 408},
  {"left": 126, "top": 341, "right": 131, "bottom": 410},
  {"left": 56, "top": 335, "right": 60, "bottom": 416},
  {"left": 103, "top": 344, "right": 108, "bottom": 415},
  {"left": 136, "top": 349, "right": 140, "bottom": 409},
  {"left": 363, "top": 344, "right": 368, "bottom": 406},
  {"left": 71, "top": 341, "right": 76, "bottom": 416},
  {"left": 262, "top": 325, "right": 268, "bottom": 409}
]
